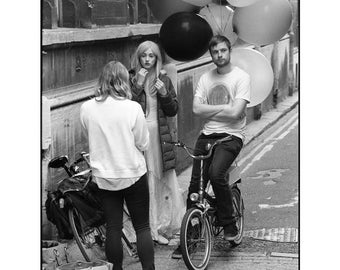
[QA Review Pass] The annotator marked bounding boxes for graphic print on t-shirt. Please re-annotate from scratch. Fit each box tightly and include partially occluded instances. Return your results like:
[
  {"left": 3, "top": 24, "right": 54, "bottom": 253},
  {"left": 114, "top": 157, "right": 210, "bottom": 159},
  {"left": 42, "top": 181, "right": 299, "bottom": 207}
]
[{"left": 207, "top": 83, "right": 233, "bottom": 105}]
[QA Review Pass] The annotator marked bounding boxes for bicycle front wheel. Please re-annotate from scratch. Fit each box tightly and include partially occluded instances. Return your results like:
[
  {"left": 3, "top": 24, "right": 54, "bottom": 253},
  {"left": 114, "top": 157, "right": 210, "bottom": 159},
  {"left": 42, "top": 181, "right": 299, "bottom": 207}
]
[
  {"left": 180, "top": 208, "right": 212, "bottom": 270},
  {"left": 229, "top": 187, "right": 244, "bottom": 246},
  {"left": 68, "top": 207, "right": 106, "bottom": 261}
]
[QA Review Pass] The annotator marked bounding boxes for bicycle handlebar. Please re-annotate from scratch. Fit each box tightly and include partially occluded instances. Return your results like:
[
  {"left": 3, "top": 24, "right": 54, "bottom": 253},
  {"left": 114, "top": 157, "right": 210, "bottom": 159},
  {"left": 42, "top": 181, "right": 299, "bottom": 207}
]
[
  {"left": 165, "top": 136, "right": 232, "bottom": 160},
  {"left": 79, "top": 152, "right": 90, "bottom": 166},
  {"left": 73, "top": 152, "right": 90, "bottom": 165}
]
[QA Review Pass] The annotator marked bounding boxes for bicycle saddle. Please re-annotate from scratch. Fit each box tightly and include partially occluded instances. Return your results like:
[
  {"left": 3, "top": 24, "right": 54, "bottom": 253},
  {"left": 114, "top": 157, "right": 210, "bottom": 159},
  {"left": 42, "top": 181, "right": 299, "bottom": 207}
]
[{"left": 48, "top": 155, "right": 69, "bottom": 168}]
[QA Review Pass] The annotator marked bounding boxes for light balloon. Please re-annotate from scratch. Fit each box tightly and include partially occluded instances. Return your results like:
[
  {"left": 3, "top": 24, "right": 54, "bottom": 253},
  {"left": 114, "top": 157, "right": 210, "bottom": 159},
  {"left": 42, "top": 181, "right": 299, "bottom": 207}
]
[
  {"left": 233, "top": 0, "right": 293, "bottom": 46},
  {"left": 199, "top": 3, "right": 237, "bottom": 45},
  {"left": 227, "top": 0, "right": 261, "bottom": 7},
  {"left": 231, "top": 48, "right": 274, "bottom": 107},
  {"left": 182, "top": 0, "right": 212, "bottom": 6},
  {"left": 159, "top": 12, "right": 213, "bottom": 62},
  {"left": 148, "top": 0, "right": 199, "bottom": 22}
]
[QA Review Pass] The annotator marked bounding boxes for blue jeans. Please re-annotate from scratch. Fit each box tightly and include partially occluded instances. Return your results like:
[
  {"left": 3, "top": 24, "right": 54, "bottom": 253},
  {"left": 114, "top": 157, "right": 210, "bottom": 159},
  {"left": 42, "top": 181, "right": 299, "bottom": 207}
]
[
  {"left": 98, "top": 174, "right": 154, "bottom": 270},
  {"left": 187, "top": 133, "right": 243, "bottom": 226}
]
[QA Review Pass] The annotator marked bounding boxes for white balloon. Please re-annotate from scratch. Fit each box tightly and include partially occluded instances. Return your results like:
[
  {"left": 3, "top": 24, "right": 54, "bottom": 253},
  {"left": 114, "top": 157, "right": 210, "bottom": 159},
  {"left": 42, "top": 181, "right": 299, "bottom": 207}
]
[
  {"left": 199, "top": 3, "right": 238, "bottom": 45},
  {"left": 230, "top": 48, "right": 274, "bottom": 107},
  {"left": 182, "top": 0, "right": 213, "bottom": 7},
  {"left": 227, "top": 0, "right": 261, "bottom": 8},
  {"left": 233, "top": 0, "right": 293, "bottom": 46}
]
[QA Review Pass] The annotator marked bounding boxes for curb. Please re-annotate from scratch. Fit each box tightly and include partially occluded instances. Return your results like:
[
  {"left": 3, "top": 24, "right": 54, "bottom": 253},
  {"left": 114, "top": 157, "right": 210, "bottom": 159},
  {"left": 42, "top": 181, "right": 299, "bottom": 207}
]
[
  {"left": 244, "top": 92, "right": 299, "bottom": 147},
  {"left": 244, "top": 227, "right": 298, "bottom": 243}
]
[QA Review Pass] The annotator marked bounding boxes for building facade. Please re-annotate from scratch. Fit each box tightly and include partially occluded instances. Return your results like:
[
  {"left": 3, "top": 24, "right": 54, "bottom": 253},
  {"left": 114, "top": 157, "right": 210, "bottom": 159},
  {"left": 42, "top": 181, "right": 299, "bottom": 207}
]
[{"left": 42, "top": 0, "right": 299, "bottom": 239}]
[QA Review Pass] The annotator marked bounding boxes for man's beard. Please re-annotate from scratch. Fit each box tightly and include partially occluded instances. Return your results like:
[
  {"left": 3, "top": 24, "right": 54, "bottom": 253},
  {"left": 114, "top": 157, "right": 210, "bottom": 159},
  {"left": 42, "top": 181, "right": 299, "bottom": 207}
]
[{"left": 215, "top": 57, "right": 230, "bottom": 67}]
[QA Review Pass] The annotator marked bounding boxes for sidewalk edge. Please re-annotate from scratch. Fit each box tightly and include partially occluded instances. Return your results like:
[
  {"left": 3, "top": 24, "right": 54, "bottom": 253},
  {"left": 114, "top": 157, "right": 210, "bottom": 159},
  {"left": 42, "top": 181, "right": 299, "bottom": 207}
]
[{"left": 244, "top": 93, "right": 299, "bottom": 147}]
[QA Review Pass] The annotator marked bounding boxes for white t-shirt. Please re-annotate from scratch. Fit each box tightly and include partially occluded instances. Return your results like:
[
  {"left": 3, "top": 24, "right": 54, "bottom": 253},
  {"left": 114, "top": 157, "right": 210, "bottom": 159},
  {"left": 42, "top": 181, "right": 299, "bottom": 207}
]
[
  {"left": 195, "top": 66, "right": 251, "bottom": 141},
  {"left": 80, "top": 96, "right": 149, "bottom": 190}
]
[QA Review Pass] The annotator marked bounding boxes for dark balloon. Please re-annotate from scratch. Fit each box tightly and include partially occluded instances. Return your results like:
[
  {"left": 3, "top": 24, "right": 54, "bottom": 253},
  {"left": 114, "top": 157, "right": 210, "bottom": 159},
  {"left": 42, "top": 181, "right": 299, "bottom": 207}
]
[
  {"left": 148, "top": 0, "right": 199, "bottom": 22},
  {"left": 159, "top": 12, "right": 213, "bottom": 62}
]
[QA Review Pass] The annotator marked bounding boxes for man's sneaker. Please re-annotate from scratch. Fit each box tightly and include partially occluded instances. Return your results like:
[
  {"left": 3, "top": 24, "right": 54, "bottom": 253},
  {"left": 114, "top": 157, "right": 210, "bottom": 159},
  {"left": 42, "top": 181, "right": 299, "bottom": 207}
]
[
  {"left": 171, "top": 245, "right": 182, "bottom": 259},
  {"left": 223, "top": 223, "right": 238, "bottom": 241}
]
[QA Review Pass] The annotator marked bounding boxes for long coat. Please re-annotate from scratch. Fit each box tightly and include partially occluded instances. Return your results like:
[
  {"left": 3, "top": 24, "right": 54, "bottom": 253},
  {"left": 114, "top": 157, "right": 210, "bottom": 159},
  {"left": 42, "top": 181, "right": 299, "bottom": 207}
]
[{"left": 129, "top": 69, "right": 178, "bottom": 172}]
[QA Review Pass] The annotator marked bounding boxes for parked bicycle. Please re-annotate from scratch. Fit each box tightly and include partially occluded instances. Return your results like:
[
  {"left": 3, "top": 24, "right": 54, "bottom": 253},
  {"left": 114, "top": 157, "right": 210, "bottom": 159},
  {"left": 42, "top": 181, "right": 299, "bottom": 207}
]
[
  {"left": 167, "top": 136, "right": 244, "bottom": 270},
  {"left": 47, "top": 152, "right": 137, "bottom": 262}
]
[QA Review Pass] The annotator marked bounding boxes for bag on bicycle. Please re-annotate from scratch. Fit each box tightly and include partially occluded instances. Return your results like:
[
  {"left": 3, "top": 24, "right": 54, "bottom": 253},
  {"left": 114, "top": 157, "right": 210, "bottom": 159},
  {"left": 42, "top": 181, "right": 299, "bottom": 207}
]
[
  {"left": 45, "top": 176, "right": 105, "bottom": 239},
  {"left": 58, "top": 176, "right": 105, "bottom": 228},
  {"left": 45, "top": 191, "right": 73, "bottom": 240}
]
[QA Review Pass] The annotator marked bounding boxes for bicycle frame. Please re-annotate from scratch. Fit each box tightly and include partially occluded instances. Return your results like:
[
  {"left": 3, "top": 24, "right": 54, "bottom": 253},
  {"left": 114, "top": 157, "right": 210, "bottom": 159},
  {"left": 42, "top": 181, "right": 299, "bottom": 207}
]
[
  {"left": 174, "top": 137, "right": 243, "bottom": 229},
  {"left": 171, "top": 136, "right": 233, "bottom": 210},
  {"left": 168, "top": 137, "right": 245, "bottom": 270},
  {"left": 169, "top": 136, "right": 237, "bottom": 233}
]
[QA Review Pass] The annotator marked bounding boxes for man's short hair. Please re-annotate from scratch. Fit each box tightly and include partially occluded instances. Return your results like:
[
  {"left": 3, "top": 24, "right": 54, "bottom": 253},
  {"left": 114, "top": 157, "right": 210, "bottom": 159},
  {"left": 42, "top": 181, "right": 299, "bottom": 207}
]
[{"left": 208, "top": 35, "right": 231, "bottom": 54}]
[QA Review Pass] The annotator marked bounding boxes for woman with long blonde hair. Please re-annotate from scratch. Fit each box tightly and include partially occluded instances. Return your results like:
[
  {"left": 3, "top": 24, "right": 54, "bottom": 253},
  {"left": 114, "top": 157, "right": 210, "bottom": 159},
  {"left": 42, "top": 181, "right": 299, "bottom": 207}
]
[
  {"left": 80, "top": 61, "right": 154, "bottom": 270},
  {"left": 130, "top": 41, "right": 185, "bottom": 245}
]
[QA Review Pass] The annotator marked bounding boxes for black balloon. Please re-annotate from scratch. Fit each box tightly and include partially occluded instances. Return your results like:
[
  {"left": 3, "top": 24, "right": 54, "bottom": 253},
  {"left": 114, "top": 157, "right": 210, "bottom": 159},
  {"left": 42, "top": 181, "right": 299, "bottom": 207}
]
[{"left": 159, "top": 12, "right": 213, "bottom": 62}]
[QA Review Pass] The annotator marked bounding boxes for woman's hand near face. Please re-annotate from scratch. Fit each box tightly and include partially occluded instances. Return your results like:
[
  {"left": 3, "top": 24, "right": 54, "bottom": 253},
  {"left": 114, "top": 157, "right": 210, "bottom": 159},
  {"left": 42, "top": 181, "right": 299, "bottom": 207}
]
[
  {"left": 136, "top": 68, "right": 148, "bottom": 88},
  {"left": 153, "top": 78, "right": 167, "bottom": 96}
]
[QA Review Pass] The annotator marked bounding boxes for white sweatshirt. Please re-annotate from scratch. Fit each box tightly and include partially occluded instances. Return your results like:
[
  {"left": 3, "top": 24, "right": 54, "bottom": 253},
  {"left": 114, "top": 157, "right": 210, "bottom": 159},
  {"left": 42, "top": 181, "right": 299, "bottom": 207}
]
[{"left": 80, "top": 96, "right": 149, "bottom": 187}]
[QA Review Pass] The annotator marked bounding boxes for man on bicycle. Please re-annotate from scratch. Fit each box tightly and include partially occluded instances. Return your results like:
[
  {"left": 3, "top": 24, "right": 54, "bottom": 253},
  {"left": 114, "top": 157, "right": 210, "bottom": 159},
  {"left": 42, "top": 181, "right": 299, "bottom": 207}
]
[{"left": 172, "top": 35, "right": 250, "bottom": 258}]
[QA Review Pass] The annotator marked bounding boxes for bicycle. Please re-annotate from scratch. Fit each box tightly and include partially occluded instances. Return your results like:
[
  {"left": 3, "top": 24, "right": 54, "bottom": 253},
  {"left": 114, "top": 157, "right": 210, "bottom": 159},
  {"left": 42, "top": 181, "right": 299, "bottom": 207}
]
[
  {"left": 47, "top": 152, "right": 137, "bottom": 262},
  {"left": 167, "top": 136, "right": 244, "bottom": 270}
]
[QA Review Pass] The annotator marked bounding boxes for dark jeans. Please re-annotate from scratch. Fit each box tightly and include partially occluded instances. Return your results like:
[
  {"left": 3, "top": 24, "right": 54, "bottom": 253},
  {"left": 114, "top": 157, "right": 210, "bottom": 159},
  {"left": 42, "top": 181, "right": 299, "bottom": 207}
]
[
  {"left": 98, "top": 174, "right": 154, "bottom": 270},
  {"left": 187, "top": 133, "right": 243, "bottom": 226}
]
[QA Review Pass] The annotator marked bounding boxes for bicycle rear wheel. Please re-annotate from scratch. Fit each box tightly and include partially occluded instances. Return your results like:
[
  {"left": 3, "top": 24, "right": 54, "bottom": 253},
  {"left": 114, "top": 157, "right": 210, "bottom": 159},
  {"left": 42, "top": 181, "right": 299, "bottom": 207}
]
[
  {"left": 68, "top": 207, "right": 106, "bottom": 261},
  {"left": 229, "top": 187, "right": 244, "bottom": 246},
  {"left": 180, "top": 208, "right": 212, "bottom": 270}
]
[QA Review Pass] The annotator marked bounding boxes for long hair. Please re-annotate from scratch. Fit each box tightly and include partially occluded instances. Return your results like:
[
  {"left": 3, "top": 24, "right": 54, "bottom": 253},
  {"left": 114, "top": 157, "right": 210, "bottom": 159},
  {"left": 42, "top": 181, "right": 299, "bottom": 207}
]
[
  {"left": 95, "top": 61, "right": 132, "bottom": 102},
  {"left": 131, "top": 41, "right": 163, "bottom": 77}
]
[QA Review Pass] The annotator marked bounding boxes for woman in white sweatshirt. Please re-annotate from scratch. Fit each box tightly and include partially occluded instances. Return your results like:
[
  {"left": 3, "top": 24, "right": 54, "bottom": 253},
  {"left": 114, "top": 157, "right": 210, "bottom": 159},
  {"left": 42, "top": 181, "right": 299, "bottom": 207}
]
[{"left": 80, "top": 61, "right": 154, "bottom": 270}]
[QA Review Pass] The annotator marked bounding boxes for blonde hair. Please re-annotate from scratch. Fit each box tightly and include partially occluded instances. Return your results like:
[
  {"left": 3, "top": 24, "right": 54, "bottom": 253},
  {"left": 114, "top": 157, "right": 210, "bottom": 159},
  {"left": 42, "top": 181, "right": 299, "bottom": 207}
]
[
  {"left": 131, "top": 41, "right": 163, "bottom": 77},
  {"left": 95, "top": 61, "right": 132, "bottom": 102}
]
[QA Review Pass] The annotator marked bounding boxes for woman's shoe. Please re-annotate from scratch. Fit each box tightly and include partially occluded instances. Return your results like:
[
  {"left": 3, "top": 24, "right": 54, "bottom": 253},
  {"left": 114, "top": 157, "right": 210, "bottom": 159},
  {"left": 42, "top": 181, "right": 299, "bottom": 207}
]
[{"left": 155, "top": 235, "right": 169, "bottom": 245}]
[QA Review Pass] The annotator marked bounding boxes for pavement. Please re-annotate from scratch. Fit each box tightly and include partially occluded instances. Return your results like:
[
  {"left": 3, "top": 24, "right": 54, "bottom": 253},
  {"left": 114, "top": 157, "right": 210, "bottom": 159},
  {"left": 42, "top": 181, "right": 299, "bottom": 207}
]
[{"left": 122, "top": 92, "right": 299, "bottom": 270}]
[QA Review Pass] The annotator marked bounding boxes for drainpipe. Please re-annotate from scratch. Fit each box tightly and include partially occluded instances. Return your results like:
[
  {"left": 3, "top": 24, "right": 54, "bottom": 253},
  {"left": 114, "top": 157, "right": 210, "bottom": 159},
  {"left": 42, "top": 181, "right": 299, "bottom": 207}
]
[
  {"left": 272, "top": 41, "right": 279, "bottom": 108},
  {"left": 288, "top": 8, "right": 295, "bottom": 96},
  {"left": 253, "top": 45, "right": 262, "bottom": 120}
]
